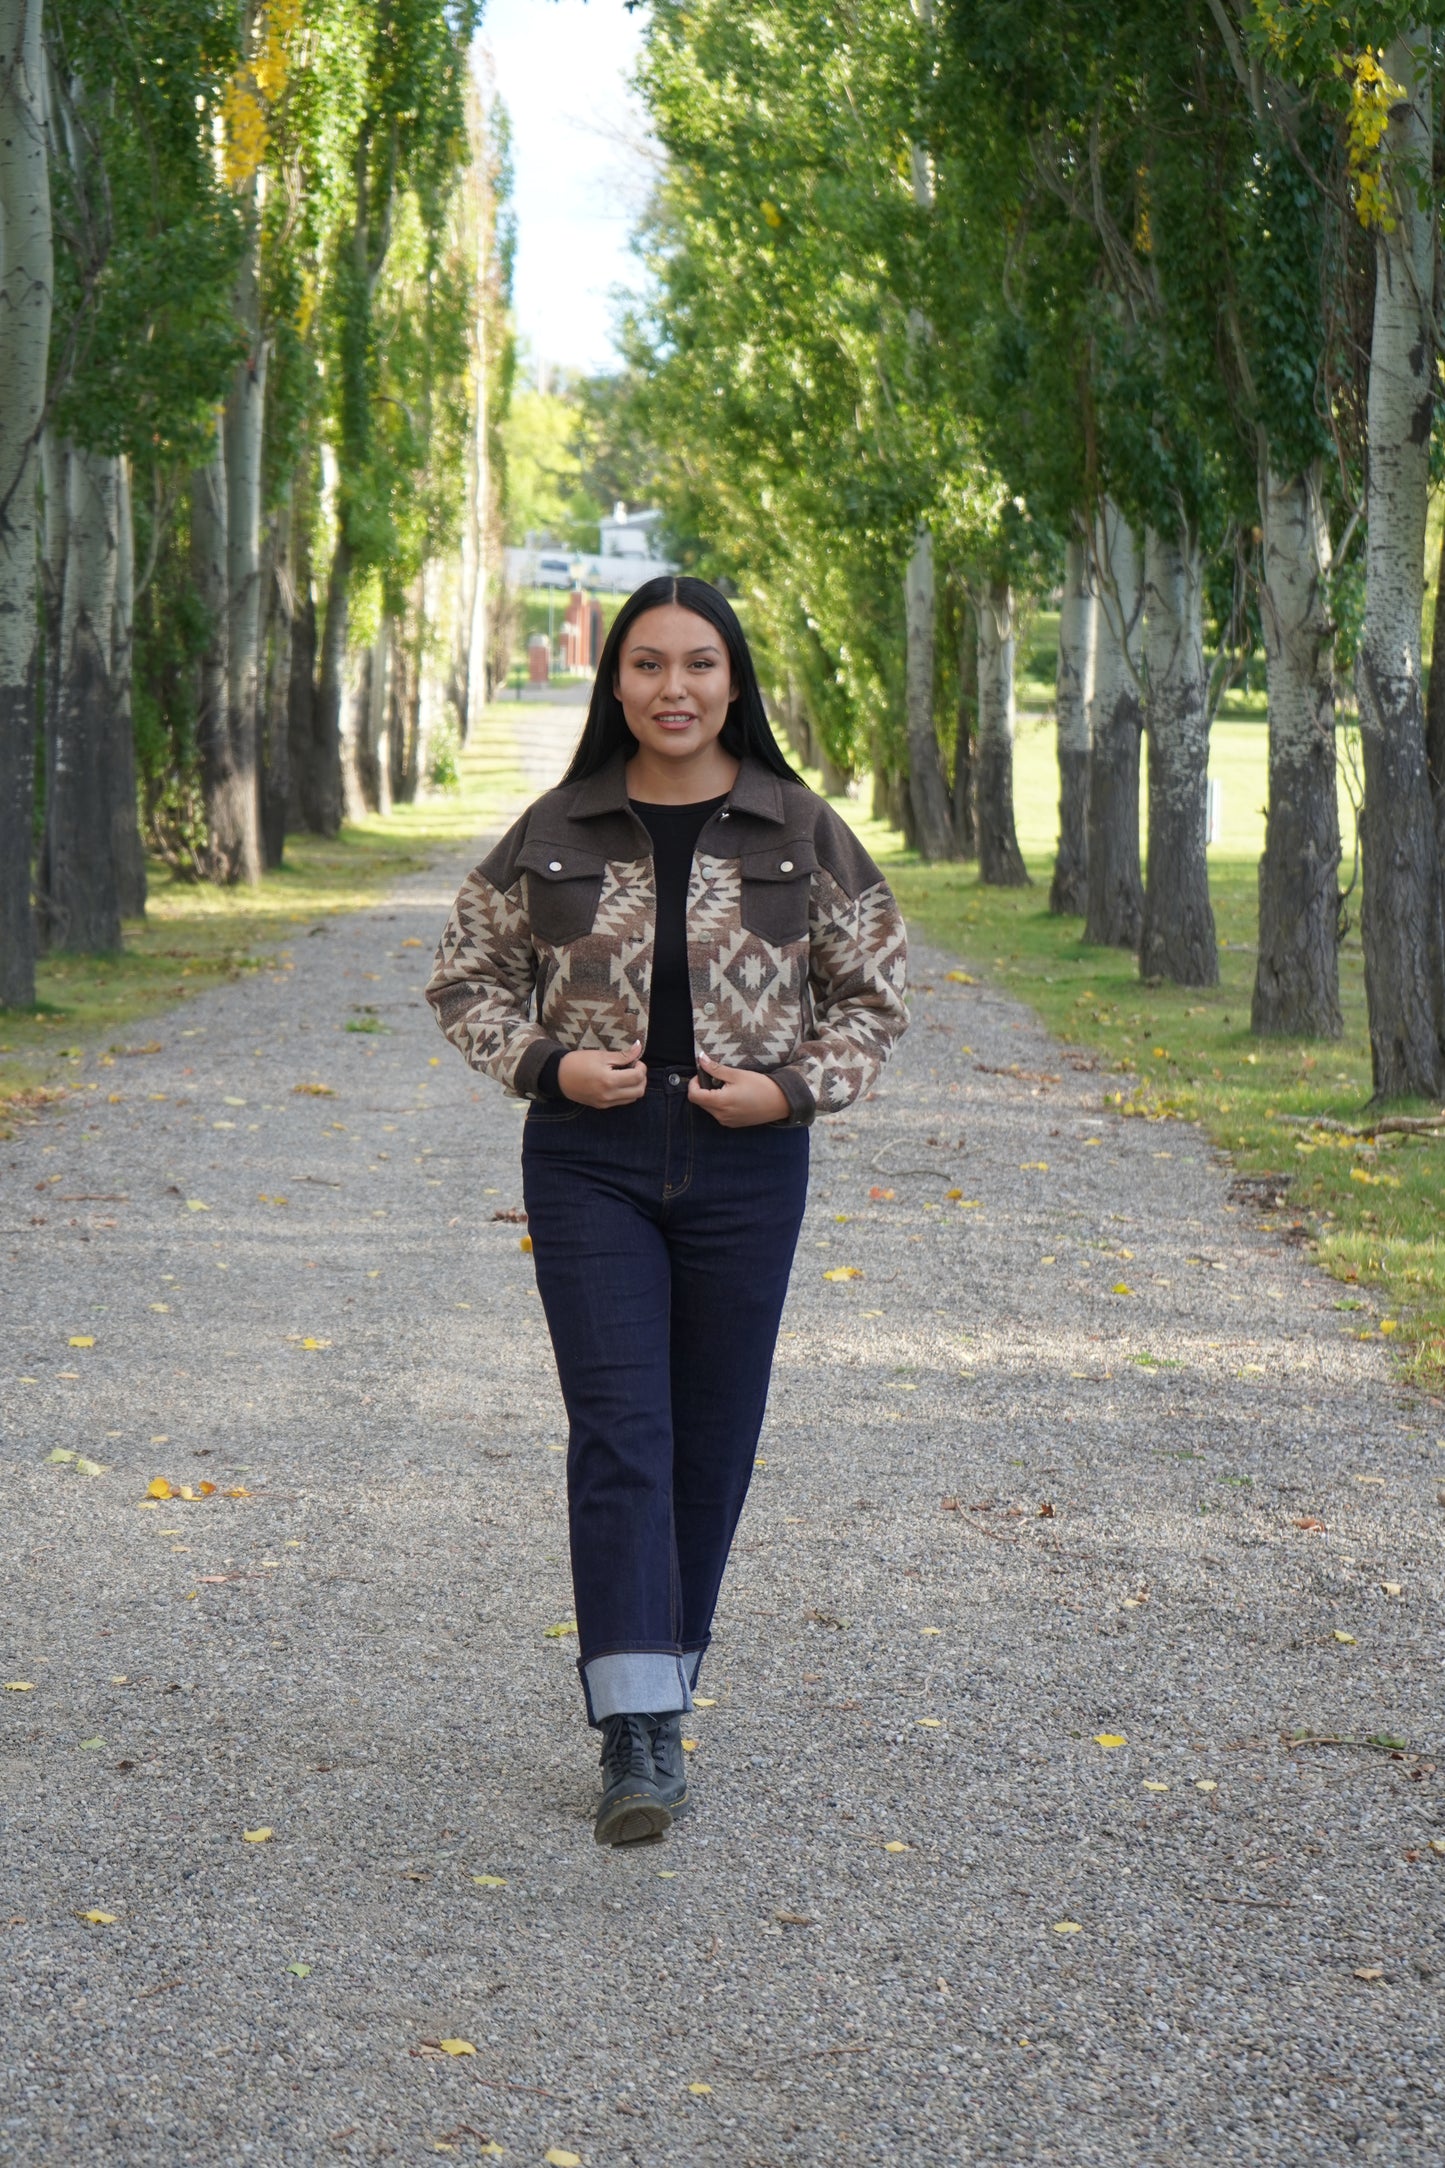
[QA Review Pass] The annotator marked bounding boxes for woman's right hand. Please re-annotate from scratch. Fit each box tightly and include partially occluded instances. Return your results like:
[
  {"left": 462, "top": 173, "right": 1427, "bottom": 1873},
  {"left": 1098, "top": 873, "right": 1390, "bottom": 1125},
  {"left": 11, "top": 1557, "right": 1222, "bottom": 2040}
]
[{"left": 556, "top": 1040, "right": 646, "bottom": 1108}]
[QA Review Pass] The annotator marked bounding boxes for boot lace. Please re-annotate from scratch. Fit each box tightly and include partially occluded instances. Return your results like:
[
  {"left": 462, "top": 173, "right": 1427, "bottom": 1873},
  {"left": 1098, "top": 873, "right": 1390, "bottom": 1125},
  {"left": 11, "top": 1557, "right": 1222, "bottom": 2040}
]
[{"left": 602, "top": 1713, "right": 654, "bottom": 1784}]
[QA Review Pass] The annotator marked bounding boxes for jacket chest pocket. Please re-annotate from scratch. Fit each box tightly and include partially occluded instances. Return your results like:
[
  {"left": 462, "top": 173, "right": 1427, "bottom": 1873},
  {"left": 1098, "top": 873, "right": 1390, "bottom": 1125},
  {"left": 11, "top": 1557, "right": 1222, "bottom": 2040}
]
[
  {"left": 519, "top": 839, "right": 608, "bottom": 946},
  {"left": 739, "top": 840, "right": 817, "bottom": 945}
]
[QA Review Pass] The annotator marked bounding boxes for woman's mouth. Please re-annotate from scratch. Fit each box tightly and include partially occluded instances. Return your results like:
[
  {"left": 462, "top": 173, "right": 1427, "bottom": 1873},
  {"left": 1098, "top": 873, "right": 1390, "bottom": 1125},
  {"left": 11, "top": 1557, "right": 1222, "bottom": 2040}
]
[{"left": 655, "top": 711, "right": 697, "bottom": 729}]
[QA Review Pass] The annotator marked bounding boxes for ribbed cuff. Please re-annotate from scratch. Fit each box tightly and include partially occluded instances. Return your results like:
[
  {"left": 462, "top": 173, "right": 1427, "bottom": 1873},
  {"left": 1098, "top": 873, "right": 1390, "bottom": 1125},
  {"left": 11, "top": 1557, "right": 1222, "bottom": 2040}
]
[
  {"left": 769, "top": 1064, "right": 816, "bottom": 1127},
  {"left": 513, "top": 1036, "right": 569, "bottom": 1099}
]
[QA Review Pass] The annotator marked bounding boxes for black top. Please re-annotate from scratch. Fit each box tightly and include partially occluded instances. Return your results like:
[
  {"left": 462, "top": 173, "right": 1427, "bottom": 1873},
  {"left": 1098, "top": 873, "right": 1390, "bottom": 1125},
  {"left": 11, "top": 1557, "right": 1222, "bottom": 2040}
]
[{"left": 537, "top": 792, "right": 727, "bottom": 1097}]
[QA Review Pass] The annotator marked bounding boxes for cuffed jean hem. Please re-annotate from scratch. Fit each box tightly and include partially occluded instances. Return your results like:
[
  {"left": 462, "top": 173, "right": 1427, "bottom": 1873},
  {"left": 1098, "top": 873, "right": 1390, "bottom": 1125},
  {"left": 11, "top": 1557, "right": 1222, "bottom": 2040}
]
[{"left": 580, "top": 1651, "right": 694, "bottom": 1727}]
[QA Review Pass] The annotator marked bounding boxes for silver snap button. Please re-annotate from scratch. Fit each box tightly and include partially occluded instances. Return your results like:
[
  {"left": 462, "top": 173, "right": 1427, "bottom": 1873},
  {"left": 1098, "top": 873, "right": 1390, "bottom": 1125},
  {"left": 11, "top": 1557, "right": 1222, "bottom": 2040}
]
[
  {"left": 548, "top": 859, "right": 562, "bottom": 872},
  {"left": 703, "top": 1002, "right": 716, "bottom": 1017},
  {"left": 779, "top": 859, "right": 794, "bottom": 873},
  {"left": 668, "top": 1072, "right": 681, "bottom": 1087}
]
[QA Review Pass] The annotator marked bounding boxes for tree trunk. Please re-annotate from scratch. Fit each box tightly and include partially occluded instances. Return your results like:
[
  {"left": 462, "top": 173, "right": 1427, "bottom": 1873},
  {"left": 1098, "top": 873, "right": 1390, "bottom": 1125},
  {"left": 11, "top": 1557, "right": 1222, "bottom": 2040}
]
[
  {"left": 364, "top": 614, "right": 391, "bottom": 816},
  {"left": 222, "top": 225, "right": 267, "bottom": 887},
  {"left": 462, "top": 291, "right": 490, "bottom": 742},
  {"left": 110, "top": 454, "right": 146, "bottom": 917},
  {"left": 903, "top": 523, "right": 956, "bottom": 860},
  {"left": 190, "top": 427, "right": 244, "bottom": 876},
  {"left": 42, "top": 445, "right": 121, "bottom": 953},
  {"left": 1085, "top": 502, "right": 1144, "bottom": 948},
  {"left": 285, "top": 470, "right": 319, "bottom": 832},
  {"left": 1050, "top": 532, "right": 1094, "bottom": 914},
  {"left": 259, "top": 499, "right": 292, "bottom": 870},
  {"left": 1354, "top": 28, "right": 1445, "bottom": 1098},
  {"left": 1252, "top": 464, "right": 1341, "bottom": 1037},
  {"left": 1139, "top": 523, "right": 1217, "bottom": 985},
  {"left": 952, "top": 594, "right": 977, "bottom": 859},
  {"left": 976, "top": 578, "right": 1029, "bottom": 886},
  {"left": 0, "top": 0, "right": 51, "bottom": 1006},
  {"left": 39, "top": 430, "right": 69, "bottom": 895},
  {"left": 1427, "top": 510, "right": 1445, "bottom": 869},
  {"left": 313, "top": 528, "right": 351, "bottom": 837}
]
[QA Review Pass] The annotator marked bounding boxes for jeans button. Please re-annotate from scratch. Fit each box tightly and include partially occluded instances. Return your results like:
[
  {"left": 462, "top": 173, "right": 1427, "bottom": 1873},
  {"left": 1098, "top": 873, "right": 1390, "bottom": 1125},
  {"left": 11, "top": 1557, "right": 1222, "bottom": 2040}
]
[{"left": 668, "top": 1072, "right": 681, "bottom": 1087}]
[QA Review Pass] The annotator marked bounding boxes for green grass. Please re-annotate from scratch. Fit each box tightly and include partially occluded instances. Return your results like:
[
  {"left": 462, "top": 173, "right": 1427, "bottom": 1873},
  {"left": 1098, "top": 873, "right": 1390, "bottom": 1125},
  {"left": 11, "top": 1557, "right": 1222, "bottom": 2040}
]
[
  {"left": 0, "top": 716, "right": 528, "bottom": 1128},
  {"left": 825, "top": 716, "right": 1443, "bottom": 1388}
]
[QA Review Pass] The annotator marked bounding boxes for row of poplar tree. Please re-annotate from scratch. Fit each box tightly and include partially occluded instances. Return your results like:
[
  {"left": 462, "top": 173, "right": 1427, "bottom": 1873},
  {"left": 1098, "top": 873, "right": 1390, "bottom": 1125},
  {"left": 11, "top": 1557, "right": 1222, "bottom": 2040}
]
[
  {"left": 622, "top": 0, "right": 1445, "bottom": 1101},
  {"left": 0, "top": 0, "right": 510, "bottom": 1010}
]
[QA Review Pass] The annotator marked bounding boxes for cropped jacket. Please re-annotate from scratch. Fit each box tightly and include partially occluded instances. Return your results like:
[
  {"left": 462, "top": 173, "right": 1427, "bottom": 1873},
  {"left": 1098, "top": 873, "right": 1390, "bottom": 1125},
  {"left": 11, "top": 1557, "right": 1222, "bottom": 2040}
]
[{"left": 425, "top": 752, "right": 909, "bottom": 1126}]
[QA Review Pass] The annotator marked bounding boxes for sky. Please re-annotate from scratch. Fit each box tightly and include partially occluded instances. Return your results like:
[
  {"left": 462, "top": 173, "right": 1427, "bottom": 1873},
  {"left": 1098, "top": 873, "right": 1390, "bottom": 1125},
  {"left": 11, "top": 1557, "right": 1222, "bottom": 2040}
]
[{"left": 478, "top": 0, "right": 654, "bottom": 381}]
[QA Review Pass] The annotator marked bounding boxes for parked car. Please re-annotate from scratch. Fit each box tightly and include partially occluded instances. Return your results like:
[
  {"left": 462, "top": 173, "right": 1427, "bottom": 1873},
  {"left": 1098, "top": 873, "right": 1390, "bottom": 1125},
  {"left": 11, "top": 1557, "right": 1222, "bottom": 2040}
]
[{"left": 536, "top": 555, "right": 574, "bottom": 589}]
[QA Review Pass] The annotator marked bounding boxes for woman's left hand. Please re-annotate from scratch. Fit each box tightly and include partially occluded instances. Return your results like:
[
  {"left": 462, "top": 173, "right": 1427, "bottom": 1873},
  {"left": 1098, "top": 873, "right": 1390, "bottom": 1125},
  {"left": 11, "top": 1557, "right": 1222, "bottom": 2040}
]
[{"left": 688, "top": 1054, "right": 790, "bottom": 1128}]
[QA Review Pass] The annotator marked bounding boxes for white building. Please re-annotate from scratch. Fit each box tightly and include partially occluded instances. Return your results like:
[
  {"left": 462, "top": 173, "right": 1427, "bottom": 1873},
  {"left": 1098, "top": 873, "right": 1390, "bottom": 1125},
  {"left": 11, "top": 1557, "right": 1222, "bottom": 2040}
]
[{"left": 505, "top": 502, "right": 677, "bottom": 592}]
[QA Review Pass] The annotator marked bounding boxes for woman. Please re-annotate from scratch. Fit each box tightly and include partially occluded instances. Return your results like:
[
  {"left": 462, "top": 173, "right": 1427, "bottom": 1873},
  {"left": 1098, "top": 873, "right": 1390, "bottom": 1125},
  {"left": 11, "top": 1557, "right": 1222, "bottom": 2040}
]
[{"left": 427, "top": 575, "right": 907, "bottom": 1845}]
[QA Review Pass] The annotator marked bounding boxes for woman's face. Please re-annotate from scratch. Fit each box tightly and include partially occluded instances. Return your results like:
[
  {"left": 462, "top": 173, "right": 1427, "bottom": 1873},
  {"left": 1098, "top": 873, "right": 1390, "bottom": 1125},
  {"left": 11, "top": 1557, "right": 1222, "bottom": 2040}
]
[{"left": 614, "top": 604, "right": 738, "bottom": 762}]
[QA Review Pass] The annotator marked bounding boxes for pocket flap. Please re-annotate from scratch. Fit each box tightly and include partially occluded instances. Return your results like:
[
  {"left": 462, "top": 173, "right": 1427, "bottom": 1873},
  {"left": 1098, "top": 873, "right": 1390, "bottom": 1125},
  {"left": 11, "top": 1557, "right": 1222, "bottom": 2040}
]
[
  {"left": 516, "top": 837, "right": 609, "bottom": 881},
  {"left": 739, "top": 839, "right": 818, "bottom": 883}
]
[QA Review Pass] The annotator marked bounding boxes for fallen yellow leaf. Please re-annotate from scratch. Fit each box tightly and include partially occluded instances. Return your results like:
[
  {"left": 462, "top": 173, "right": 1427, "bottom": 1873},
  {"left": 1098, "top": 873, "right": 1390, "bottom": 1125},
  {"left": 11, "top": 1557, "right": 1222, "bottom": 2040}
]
[
  {"left": 916, "top": 1717, "right": 943, "bottom": 1729},
  {"left": 823, "top": 1265, "right": 863, "bottom": 1281},
  {"left": 1429, "top": 1839, "right": 1445, "bottom": 1857},
  {"left": 77, "top": 1910, "right": 117, "bottom": 1925},
  {"left": 68, "top": 1334, "right": 96, "bottom": 1347},
  {"left": 1142, "top": 1781, "right": 1169, "bottom": 1793},
  {"left": 438, "top": 2039, "right": 476, "bottom": 2057},
  {"left": 4, "top": 1681, "right": 36, "bottom": 1692},
  {"left": 1020, "top": 1161, "right": 1049, "bottom": 1172},
  {"left": 1353, "top": 1966, "right": 1385, "bottom": 1982},
  {"left": 1381, "top": 1582, "right": 1403, "bottom": 1597},
  {"left": 688, "top": 2081, "right": 713, "bottom": 2095},
  {"left": 1052, "top": 1921, "right": 1083, "bottom": 1934},
  {"left": 300, "top": 1337, "right": 330, "bottom": 1351},
  {"left": 543, "top": 1620, "right": 577, "bottom": 1639},
  {"left": 242, "top": 1827, "right": 273, "bottom": 1843},
  {"left": 1333, "top": 1630, "right": 1358, "bottom": 1645},
  {"left": 146, "top": 1477, "right": 174, "bottom": 1499},
  {"left": 471, "top": 1875, "right": 507, "bottom": 1888},
  {"left": 1112, "top": 1283, "right": 1134, "bottom": 1296},
  {"left": 544, "top": 2153, "right": 582, "bottom": 2168},
  {"left": 1093, "top": 1733, "right": 1127, "bottom": 1749},
  {"left": 945, "top": 970, "right": 976, "bottom": 983},
  {"left": 694, "top": 1697, "right": 717, "bottom": 1707},
  {"left": 883, "top": 1840, "right": 912, "bottom": 1853},
  {"left": 1195, "top": 1780, "right": 1218, "bottom": 1793},
  {"left": 184, "top": 1199, "right": 210, "bottom": 1212},
  {"left": 681, "top": 1738, "right": 698, "bottom": 1752}
]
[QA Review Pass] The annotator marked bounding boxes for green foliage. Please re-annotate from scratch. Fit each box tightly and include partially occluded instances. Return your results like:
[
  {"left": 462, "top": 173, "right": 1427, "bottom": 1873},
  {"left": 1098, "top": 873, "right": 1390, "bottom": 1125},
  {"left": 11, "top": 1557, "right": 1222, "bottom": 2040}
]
[{"left": 46, "top": 0, "right": 245, "bottom": 466}]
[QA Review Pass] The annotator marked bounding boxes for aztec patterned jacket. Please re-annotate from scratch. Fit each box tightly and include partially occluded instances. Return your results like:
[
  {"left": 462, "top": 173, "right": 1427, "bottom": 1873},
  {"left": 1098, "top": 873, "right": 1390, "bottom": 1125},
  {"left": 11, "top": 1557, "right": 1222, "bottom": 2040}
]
[{"left": 426, "top": 752, "right": 908, "bottom": 1125}]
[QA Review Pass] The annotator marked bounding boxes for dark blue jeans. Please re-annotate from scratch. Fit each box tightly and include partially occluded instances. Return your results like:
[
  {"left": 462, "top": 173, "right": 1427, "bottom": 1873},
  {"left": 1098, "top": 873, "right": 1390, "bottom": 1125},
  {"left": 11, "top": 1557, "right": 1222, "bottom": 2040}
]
[{"left": 521, "top": 1068, "right": 809, "bottom": 1725}]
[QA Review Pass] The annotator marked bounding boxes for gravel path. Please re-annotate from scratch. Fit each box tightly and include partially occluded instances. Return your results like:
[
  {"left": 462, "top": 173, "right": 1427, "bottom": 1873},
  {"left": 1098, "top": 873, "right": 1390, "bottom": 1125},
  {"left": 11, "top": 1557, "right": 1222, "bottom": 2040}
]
[{"left": 3, "top": 708, "right": 1442, "bottom": 2165}]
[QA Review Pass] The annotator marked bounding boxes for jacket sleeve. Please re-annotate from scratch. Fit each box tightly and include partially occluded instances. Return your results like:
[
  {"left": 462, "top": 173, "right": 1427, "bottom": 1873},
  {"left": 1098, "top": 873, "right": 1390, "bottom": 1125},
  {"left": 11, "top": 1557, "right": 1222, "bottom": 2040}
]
[
  {"left": 425, "top": 814, "right": 566, "bottom": 1097},
  {"left": 770, "top": 810, "right": 909, "bottom": 1125}
]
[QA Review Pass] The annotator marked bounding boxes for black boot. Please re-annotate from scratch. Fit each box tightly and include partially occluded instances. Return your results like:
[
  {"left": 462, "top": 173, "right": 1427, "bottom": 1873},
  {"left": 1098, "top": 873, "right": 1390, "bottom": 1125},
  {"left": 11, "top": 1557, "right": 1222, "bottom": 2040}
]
[
  {"left": 594, "top": 1713, "right": 672, "bottom": 1847},
  {"left": 648, "top": 1712, "right": 690, "bottom": 1815}
]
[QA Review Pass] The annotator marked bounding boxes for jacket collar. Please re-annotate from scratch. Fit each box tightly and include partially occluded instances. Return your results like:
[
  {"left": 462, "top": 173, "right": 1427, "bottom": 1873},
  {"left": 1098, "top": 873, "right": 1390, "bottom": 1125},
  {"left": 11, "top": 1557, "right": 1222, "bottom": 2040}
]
[{"left": 569, "top": 749, "right": 787, "bottom": 826}]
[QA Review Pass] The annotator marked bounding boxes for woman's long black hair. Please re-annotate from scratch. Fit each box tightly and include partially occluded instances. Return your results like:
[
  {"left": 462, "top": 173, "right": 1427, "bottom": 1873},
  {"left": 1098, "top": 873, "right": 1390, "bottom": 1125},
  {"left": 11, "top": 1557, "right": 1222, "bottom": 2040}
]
[{"left": 559, "top": 575, "right": 802, "bottom": 785}]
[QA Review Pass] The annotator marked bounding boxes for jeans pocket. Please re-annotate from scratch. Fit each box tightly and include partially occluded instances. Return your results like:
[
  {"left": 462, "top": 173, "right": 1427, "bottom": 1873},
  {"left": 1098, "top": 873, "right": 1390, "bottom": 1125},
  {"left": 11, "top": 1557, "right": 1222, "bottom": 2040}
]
[{"left": 524, "top": 1098, "right": 586, "bottom": 1125}]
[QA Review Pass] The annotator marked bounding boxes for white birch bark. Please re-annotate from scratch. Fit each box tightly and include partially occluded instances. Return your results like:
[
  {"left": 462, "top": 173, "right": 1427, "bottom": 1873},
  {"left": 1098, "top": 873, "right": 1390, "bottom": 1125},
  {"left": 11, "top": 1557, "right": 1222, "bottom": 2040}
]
[
  {"left": 1252, "top": 462, "right": 1341, "bottom": 1036},
  {"left": 976, "top": 577, "right": 1028, "bottom": 885},
  {"left": 191, "top": 424, "right": 238, "bottom": 874},
  {"left": 223, "top": 203, "right": 267, "bottom": 888},
  {"left": 903, "top": 523, "right": 955, "bottom": 858},
  {"left": 0, "top": 0, "right": 52, "bottom": 1001},
  {"left": 110, "top": 454, "right": 145, "bottom": 917},
  {"left": 1354, "top": 27, "right": 1445, "bottom": 1096},
  {"left": 1139, "top": 522, "right": 1218, "bottom": 986},
  {"left": 1084, "top": 501, "right": 1144, "bottom": 946},
  {"left": 44, "top": 445, "right": 121, "bottom": 952},
  {"left": 1050, "top": 532, "right": 1095, "bottom": 913}
]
